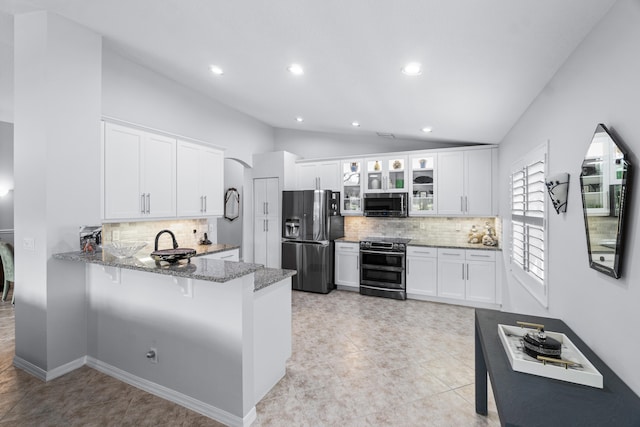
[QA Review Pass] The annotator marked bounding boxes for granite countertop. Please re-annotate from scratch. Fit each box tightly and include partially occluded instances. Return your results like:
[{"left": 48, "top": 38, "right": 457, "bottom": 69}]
[
  {"left": 193, "top": 243, "right": 240, "bottom": 256},
  {"left": 337, "top": 235, "right": 501, "bottom": 251},
  {"left": 53, "top": 245, "right": 296, "bottom": 291}
]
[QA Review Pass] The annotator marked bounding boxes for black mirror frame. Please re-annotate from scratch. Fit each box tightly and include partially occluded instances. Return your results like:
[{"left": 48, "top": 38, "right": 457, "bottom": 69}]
[{"left": 579, "top": 124, "right": 632, "bottom": 279}]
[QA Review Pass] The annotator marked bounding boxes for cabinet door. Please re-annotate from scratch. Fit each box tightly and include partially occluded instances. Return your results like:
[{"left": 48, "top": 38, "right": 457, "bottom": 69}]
[
  {"left": 201, "top": 147, "right": 224, "bottom": 216},
  {"left": 406, "top": 247, "right": 437, "bottom": 296},
  {"left": 265, "top": 218, "right": 281, "bottom": 268},
  {"left": 254, "top": 218, "right": 268, "bottom": 266},
  {"left": 335, "top": 243, "right": 360, "bottom": 288},
  {"left": 142, "top": 133, "right": 176, "bottom": 218},
  {"left": 317, "top": 161, "right": 340, "bottom": 191},
  {"left": 436, "top": 151, "right": 465, "bottom": 215},
  {"left": 104, "top": 123, "right": 143, "bottom": 219},
  {"left": 437, "top": 249, "right": 465, "bottom": 299},
  {"left": 296, "top": 163, "right": 319, "bottom": 190},
  {"left": 265, "top": 178, "right": 280, "bottom": 219},
  {"left": 465, "top": 251, "right": 496, "bottom": 303},
  {"left": 177, "top": 141, "right": 204, "bottom": 217},
  {"left": 465, "top": 149, "right": 493, "bottom": 216}
]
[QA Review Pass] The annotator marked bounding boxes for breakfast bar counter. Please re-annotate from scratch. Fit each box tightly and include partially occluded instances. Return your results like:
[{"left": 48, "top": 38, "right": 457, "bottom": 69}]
[{"left": 53, "top": 249, "right": 295, "bottom": 427}]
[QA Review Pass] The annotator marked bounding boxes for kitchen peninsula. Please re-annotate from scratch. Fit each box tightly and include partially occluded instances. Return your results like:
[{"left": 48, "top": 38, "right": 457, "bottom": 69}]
[{"left": 52, "top": 248, "right": 295, "bottom": 427}]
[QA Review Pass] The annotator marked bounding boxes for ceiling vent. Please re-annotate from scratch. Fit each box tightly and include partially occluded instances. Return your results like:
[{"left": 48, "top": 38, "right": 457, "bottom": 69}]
[{"left": 376, "top": 132, "right": 395, "bottom": 139}]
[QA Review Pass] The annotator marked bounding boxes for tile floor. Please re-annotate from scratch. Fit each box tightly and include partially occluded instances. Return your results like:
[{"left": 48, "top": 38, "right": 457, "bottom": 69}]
[{"left": 0, "top": 289, "right": 499, "bottom": 426}]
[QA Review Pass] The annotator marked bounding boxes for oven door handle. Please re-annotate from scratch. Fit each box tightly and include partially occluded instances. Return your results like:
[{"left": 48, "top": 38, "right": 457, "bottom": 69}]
[{"left": 360, "top": 250, "right": 405, "bottom": 256}]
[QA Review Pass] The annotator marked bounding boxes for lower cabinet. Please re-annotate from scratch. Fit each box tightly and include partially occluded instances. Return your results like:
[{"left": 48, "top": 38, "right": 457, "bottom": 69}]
[
  {"left": 437, "top": 248, "right": 496, "bottom": 303},
  {"left": 199, "top": 248, "right": 240, "bottom": 262},
  {"left": 335, "top": 242, "right": 359, "bottom": 290},
  {"left": 406, "top": 246, "right": 437, "bottom": 297}
]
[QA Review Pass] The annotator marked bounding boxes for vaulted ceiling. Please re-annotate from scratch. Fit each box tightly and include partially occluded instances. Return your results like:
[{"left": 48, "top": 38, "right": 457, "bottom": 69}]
[{"left": 0, "top": 0, "right": 618, "bottom": 143}]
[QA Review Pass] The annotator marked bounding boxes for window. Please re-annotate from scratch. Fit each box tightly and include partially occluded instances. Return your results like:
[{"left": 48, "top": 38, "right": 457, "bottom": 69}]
[{"left": 510, "top": 144, "right": 547, "bottom": 307}]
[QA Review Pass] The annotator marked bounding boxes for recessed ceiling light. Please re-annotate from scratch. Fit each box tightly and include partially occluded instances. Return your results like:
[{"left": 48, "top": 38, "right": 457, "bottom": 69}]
[
  {"left": 421, "top": 127, "right": 433, "bottom": 133},
  {"left": 352, "top": 122, "right": 360, "bottom": 127},
  {"left": 402, "top": 62, "right": 422, "bottom": 76},
  {"left": 209, "top": 65, "right": 224, "bottom": 76},
  {"left": 287, "top": 63, "right": 304, "bottom": 76},
  {"left": 296, "top": 117, "right": 304, "bottom": 122}
]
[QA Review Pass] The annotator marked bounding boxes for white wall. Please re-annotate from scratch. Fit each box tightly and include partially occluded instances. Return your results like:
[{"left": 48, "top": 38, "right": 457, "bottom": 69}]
[
  {"left": 0, "top": 121, "right": 13, "bottom": 245},
  {"left": 14, "top": 11, "right": 102, "bottom": 371},
  {"left": 217, "top": 159, "right": 245, "bottom": 258},
  {"left": 273, "top": 127, "right": 475, "bottom": 160},
  {"left": 101, "top": 47, "right": 275, "bottom": 167},
  {"left": 498, "top": 0, "right": 640, "bottom": 396},
  {"left": 0, "top": 12, "right": 13, "bottom": 123}
]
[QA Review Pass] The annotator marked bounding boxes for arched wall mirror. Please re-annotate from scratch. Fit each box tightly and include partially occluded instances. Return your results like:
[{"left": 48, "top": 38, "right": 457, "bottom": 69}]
[{"left": 579, "top": 124, "right": 631, "bottom": 278}]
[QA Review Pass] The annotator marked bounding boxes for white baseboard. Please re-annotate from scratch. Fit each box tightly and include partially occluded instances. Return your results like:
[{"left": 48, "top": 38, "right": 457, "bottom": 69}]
[
  {"left": 13, "top": 356, "right": 47, "bottom": 381},
  {"left": 85, "top": 357, "right": 256, "bottom": 427},
  {"left": 13, "top": 355, "right": 87, "bottom": 382}
]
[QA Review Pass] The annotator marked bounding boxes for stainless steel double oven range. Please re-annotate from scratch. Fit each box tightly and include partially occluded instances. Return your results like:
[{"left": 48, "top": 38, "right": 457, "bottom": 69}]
[{"left": 359, "top": 237, "right": 410, "bottom": 300}]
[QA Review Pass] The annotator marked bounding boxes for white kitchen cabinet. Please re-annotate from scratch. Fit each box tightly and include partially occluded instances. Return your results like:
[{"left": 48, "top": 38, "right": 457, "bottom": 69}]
[
  {"left": 340, "top": 159, "right": 364, "bottom": 215},
  {"left": 437, "top": 248, "right": 496, "bottom": 303},
  {"left": 408, "top": 154, "right": 437, "bottom": 216},
  {"left": 465, "top": 250, "right": 496, "bottom": 303},
  {"left": 254, "top": 178, "right": 280, "bottom": 268},
  {"left": 104, "top": 122, "right": 176, "bottom": 220},
  {"left": 437, "top": 148, "right": 494, "bottom": 216},
  {"left": 335, "top": 241, "right": 360, "bottom": 290},
  {"left": 296, "top": 161, "right": 340, "bottom": 191},
  {"left": 199, "top": 248, "right": 240, "bottom": 262},
  {"left": 177, "top": 140, "right": 224, "bottom": 217},
  {"left": 364, "top": 155, "right": 408, "bottom": 193},
  {"left": 437, "top": 249, "right": 466, "bottom": 300},
  {"left": 406, "top": 246, "right": 437, "bottom": 297}
]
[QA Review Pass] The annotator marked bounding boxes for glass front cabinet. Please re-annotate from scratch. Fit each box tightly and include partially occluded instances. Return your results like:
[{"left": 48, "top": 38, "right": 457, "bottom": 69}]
[
  {"left": 364, "top": 156, "right": 408, "bottom": 193},
  {"left": 409, "top": 154, "right": 436, "bottom": 215},
  {"left": 341, "top": 159, "right": 364, "bottom": 215}
]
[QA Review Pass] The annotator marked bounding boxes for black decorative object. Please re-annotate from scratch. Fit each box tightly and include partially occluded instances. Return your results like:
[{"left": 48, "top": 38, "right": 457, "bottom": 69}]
[
  {"left": 224, "top": 188, "right": 240, "bottom": 221},
  {"left": 150, "top": 229, "right": 196, "bottom": 264},
  {"left": 579, "top": 124, "right": 631, "bottom": 279}
]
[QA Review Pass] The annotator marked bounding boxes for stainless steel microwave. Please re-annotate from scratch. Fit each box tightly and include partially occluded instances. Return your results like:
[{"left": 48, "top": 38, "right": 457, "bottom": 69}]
[{"left": 363, "top": 193, "right": 408, "bottom": 217}]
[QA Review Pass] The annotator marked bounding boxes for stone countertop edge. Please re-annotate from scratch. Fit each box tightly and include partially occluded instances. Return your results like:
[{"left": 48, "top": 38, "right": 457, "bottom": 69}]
[
  {"left": 336, "top": 236, "right": 501, "bottom": 251},
  {"left": 254, "top": 268, "right": 296, "bottom": 292},
  {"left": 193, "top": 243, "right": 240, "bottom": 255},
  {"left": 53, "top": 250, "right": 265, "bottom": 284}
]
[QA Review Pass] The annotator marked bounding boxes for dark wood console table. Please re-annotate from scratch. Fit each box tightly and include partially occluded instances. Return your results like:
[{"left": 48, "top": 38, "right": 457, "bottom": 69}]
[{"left": 475, "top": 308, "right": 640, "bottom": 426}]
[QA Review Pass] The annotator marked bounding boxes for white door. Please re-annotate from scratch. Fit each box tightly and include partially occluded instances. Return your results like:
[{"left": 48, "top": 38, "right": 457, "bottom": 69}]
[
  {"left": 177, "top": 141, "right": 203, "bottom": 217},
  {"left": 436, "top": 151, "right": 465, "bottom": 215},
  {"left": 265, "top": 217, "right": 281, "bottom": 268},
  {"left": 142, "top": 132, "right": 176, "bottom": 218},
  {"left": 465, "top": 149, "right": 493, "bottom": 216},
  {"left": 104, "top": 123, "right": 143, "bottom": 219},
  {"left": 265, "top": 178, "right": 280, "bottom": 219},
  {"left": 254, "top": 217, "right": 268, "bottom": 266}
]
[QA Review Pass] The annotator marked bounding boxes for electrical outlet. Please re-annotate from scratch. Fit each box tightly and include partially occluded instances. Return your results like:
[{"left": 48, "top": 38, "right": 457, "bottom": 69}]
[
  {"left": 23, "top": 237, "right": 35, "bottom": 251},
  {"left": 146, "top": 347, "right": 158, "bottom": 364},
  {"left": 112, "top": 230, "right": 120, "bottom": 241}
]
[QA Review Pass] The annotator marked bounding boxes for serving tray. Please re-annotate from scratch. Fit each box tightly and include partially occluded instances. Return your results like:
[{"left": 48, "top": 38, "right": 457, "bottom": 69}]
[{"left": 498, "top": 324, "right": 603, "bottom": 388}]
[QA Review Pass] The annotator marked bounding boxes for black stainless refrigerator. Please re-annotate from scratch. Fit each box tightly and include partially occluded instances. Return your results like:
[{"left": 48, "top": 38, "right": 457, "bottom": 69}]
[{"left": 281, "top": 190, "right": 344, "bottom": 293}]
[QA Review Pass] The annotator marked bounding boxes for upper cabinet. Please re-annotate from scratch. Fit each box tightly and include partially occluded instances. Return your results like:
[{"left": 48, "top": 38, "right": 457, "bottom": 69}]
[
  {"left": 364, "top": 155, "right": 408, "bottom": 193},
  {"left": 177, "top": 140, "right": 224, "bottom": 217},
  {"left": 437, "top": 148, "right": 495, "bottom": 216},
  {"left": 408, "top": 154, "right": 437, "bottom": 216},
  {"left": 340, "top": 159, "right": 364, "bottom": 215},
  {"left": 103, "top": 122, "right": 176, "bottom": 220},
  {"left": 102, "top": 121, "right": 224, "bottom": 221},
  {"left": 296, "top": 161, "right": 340, "bottom": 191}
]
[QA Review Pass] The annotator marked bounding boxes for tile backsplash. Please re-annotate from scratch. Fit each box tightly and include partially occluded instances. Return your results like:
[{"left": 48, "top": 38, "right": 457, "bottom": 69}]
[
  {"left": 345, "top": 216, "right": 501, "bottom": 246},
  {"left": 102, "top": 219, "right": 210, "bottom": 250}
]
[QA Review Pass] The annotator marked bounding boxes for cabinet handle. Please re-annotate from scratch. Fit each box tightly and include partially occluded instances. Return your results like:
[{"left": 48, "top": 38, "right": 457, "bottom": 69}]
[
  {"left": 141, "top": 194, "right": 145, "bottom": 214},
  {"left": 357, "top": 256, "right": 359, "bottom": 270},
  {"left": 263, "top": 202, "right": 267, "bottom": 215},
  {"left": 146, "top": 193, "right": 150, "bottom": 214},
  {"left": 461, "top": 196, "right": 464, "bottom": 212},
  {"left": 266, "top": 220, "right": 269, "bottom": 232},
  {"left": 469, "top": 254, "right": 491, "bottom": 258},
  {"left": 442, "top": 252, "right": 460, "bottom": 256},
  {"left": 466, "top": 264, "right": 469, "bottom": 280},
  {"left": 462, "top": 264, "right": 465, "bottom": 280},
  {"left": 263, "top": 219, "right": 267, "bottom": 232},
  {"left": 465, "top": 196, "right": 469, "bottom": 213},
  {"left": 204, "top": 195, "right": 207, "bottom": 212},
  {"left": 265, "top": 202, "right": 269, "bottom": 215}
]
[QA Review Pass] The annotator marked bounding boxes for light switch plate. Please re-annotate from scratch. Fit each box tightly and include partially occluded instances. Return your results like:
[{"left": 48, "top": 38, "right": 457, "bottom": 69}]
[{"left": 23, "top": 237, "right": 35, "bottom": 251}]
